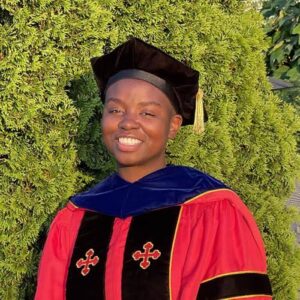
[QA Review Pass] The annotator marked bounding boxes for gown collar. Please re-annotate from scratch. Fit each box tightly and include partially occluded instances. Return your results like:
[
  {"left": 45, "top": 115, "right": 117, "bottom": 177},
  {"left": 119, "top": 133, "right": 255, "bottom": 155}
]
[{"left": 71, "top": 165, "right": 227, "bottom": 218}]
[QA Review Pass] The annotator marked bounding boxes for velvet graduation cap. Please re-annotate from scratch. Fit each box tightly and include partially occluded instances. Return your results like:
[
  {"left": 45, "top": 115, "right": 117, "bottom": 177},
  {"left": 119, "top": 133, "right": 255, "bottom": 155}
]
[{"left": 90, "top": 38, "right": 203, "bottom": 127}]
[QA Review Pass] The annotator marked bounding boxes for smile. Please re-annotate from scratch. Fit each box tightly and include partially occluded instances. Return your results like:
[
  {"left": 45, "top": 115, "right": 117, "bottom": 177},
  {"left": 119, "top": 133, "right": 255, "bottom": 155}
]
[{"left": 118, "top": 137, "right": 142, "bottom": 146}]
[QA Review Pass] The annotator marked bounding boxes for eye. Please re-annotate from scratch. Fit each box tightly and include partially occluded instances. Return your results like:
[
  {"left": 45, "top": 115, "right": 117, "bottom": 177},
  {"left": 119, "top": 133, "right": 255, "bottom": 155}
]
[
  {"left": 141, "top": 111, "right": 155, "bottom": 117},
  {"left": 108, "top": 108, "right": 124, "bottom": 114}
]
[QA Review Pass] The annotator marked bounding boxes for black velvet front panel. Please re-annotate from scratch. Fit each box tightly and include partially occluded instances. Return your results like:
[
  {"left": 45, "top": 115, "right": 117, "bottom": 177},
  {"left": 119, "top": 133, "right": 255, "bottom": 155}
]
[
  {"left": 122, "top": 206, "right": 181, "bottom": 300},
  {"left": 66, "top": 211, "right": 114, "bottom": 300}
]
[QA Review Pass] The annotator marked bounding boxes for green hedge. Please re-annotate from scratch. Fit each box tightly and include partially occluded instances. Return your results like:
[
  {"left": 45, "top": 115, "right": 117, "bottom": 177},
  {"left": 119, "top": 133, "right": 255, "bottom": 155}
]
[
  {"left": 0, "top": 1, "right": 299, "bottom": 299},
  {"left": 0, "top": 1, "right": 113, "bottom": 298}
]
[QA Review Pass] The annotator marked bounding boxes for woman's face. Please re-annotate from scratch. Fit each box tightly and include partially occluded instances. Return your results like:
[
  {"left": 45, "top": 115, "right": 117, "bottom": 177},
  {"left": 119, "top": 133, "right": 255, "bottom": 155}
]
[{"left": 101, "top": 78, "right": 182, "bottom": 175}]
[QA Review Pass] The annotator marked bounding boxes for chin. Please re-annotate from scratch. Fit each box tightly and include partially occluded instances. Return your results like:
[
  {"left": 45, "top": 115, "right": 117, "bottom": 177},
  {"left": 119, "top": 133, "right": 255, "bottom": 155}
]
[
  {"left": 119, "top": 161, "right": 148, "bottom": 168},
  {"left": 115, "top": 157, "right": 142, "bottom": 168}
]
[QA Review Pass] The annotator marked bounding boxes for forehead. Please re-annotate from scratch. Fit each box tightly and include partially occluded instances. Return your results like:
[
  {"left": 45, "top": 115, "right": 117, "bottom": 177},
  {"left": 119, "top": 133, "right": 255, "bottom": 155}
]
[{"left": 105, "top": 78, "right": 174, "bottom": 109}]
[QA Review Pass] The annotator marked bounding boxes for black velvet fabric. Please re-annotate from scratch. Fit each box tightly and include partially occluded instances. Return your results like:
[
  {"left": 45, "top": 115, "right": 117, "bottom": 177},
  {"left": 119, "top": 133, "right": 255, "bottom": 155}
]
[
  {"left": 106, "top": 69, "right": 176, "bottom": 109},
  {"left": 122, "top": 206, "right": 181, "bottom": 300},
  {"left": 66, "top": 212, "right": 114, "bottom": 300},
  {"left": 91, "top": 38, "right": 199, "bottom": 125},
  {"left": 197, "top": 272, "right": 272, "bottom": 299}
]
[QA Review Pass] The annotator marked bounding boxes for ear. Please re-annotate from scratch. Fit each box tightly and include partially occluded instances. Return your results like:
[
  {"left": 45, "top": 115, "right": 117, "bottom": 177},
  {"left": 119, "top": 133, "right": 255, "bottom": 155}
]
[{"left": 168, "top": 114, "right": 183, "bottom": 139}]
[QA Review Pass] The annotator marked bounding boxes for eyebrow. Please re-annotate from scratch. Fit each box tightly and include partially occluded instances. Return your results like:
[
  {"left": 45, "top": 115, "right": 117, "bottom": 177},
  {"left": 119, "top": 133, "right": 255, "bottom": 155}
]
[
  {"left": 105, "top": 97, "right": 122, "bottom": 104},
  {"left": 105, "top": 97, "right": 162, "bottom": 107},
  {"left": 138, "top": 101, "right": 162, "bottom": 107}
]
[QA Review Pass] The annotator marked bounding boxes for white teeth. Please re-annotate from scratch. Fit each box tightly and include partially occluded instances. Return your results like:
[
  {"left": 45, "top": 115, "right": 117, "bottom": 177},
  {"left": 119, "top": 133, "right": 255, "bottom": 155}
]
[{"left": 118, "top": 137, "right": 142, "bottom": 146}]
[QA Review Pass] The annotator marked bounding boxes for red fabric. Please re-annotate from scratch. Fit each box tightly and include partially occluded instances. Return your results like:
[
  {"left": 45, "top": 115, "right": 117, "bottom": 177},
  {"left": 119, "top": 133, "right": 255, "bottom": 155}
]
[
  {"left": 34, "top": 203, "right": 85, "bottom": 300},
  {"left": 105, "top": 217, "right": 132, "bottom": 300},
  {"left": 35, "top": 190, "right": 271, "bottom": 300},
  {"left": 170, "top": 189, "right": 271, "bottom": 299}
]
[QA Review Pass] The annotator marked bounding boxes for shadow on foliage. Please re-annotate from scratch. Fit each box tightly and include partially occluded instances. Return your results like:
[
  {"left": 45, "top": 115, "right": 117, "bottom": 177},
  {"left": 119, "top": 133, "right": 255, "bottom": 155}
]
[{"left": 0, "top": 8, "right": 13, "bottom": 25}]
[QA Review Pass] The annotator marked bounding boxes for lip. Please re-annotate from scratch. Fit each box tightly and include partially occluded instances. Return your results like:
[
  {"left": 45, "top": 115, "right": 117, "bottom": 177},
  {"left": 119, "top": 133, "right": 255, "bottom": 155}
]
[{"left": 116, "top": 136, "right": 143, "bottom": 152}]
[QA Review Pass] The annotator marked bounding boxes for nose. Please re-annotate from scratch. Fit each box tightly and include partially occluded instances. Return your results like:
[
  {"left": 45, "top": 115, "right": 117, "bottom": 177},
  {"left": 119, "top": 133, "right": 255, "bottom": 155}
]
[{"left": 118, "top": 112, "right": 139, "bottom": 130}]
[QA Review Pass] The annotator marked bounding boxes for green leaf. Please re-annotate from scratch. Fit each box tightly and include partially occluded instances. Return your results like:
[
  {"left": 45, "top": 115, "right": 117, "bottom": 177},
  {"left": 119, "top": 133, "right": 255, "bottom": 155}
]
[
  {"left": 291, "top": 48, "right": 300, "bottom": 61},
  {"left": 270, "top": 46, "right": 285, "bottom": 64},
  {"left": 269, "top": 40, "right": 284, "bottom": 52},
  {"left": 292, "top": 23, "right": 300, "bottom": 35},
  {"left": 272, "top": 30, "right": 282, "bottom": 43},
  {"left": 286, "top": 66, "right": 300, "bottom": 81},
  {"left": 273, "top": 65, "right": 289, "bottom": 78}
]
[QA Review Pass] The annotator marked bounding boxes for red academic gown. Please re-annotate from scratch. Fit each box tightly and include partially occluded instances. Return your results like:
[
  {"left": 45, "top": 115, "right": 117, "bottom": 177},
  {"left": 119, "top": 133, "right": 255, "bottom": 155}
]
[{"left": 35, "top": 166, "right": 272, "bottom": 300}]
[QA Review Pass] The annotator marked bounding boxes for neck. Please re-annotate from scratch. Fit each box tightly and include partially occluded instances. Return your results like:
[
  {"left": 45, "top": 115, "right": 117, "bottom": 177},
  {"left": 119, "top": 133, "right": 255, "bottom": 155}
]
[{"left": 117, "top": 161, "right": 167, "bottom": 183}]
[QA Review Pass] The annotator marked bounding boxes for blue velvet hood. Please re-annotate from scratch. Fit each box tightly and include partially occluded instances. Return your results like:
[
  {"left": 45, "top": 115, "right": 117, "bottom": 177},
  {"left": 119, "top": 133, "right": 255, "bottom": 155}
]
[{"left": 71, "top": 165, "right": 227, "bottom": 218}]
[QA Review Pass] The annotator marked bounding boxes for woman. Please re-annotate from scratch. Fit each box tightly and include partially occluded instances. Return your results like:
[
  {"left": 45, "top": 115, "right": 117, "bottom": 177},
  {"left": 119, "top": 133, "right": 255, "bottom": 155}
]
[{"left": 35, "top": 38, "right": 272, "bottom": 300}]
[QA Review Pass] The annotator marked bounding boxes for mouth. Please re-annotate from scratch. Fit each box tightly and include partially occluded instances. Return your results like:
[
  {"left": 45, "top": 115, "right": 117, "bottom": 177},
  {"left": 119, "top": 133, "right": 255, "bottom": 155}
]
[
  {"left": 117, "top": 137, "right": 142, "bottom": 147},
  {"left": 118, "top": 137, "right": 142, "bottom": 145}
]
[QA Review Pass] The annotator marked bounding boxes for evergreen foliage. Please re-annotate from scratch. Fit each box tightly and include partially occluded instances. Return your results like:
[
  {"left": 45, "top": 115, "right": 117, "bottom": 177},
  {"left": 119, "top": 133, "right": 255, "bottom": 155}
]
[
  {"left": 68, "top": 74, "right": 115, "bottom": 180},
  {"left": 0, "top": 0, "right": 299, "bottom": 299},
  {"left": 0, "top": 1, "right": 113, "bottom": 299}
]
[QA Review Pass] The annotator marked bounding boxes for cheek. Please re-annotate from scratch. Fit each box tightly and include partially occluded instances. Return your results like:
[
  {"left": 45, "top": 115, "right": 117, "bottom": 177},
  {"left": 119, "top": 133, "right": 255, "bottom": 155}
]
[
  {"left": 160, "top": 117, "right": 172, "bottom": 137},
  {"left": 101, "top": 114, "right": 116, "bottom": 131},
  {"left": 101, "top": 116, "right": 115, "bottom": 145},
  {"left": 149, "top": 121, "right": 171, "bottom": 145}
]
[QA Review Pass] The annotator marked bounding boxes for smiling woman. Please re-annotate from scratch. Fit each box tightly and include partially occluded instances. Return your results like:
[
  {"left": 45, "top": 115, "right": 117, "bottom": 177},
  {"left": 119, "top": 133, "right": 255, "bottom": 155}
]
[
  {"left": 35, "top": 38, "right": 272, "bottom": 300},
  {"left": 102, "top": 78, "right": 182, "bottom": 182}
]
